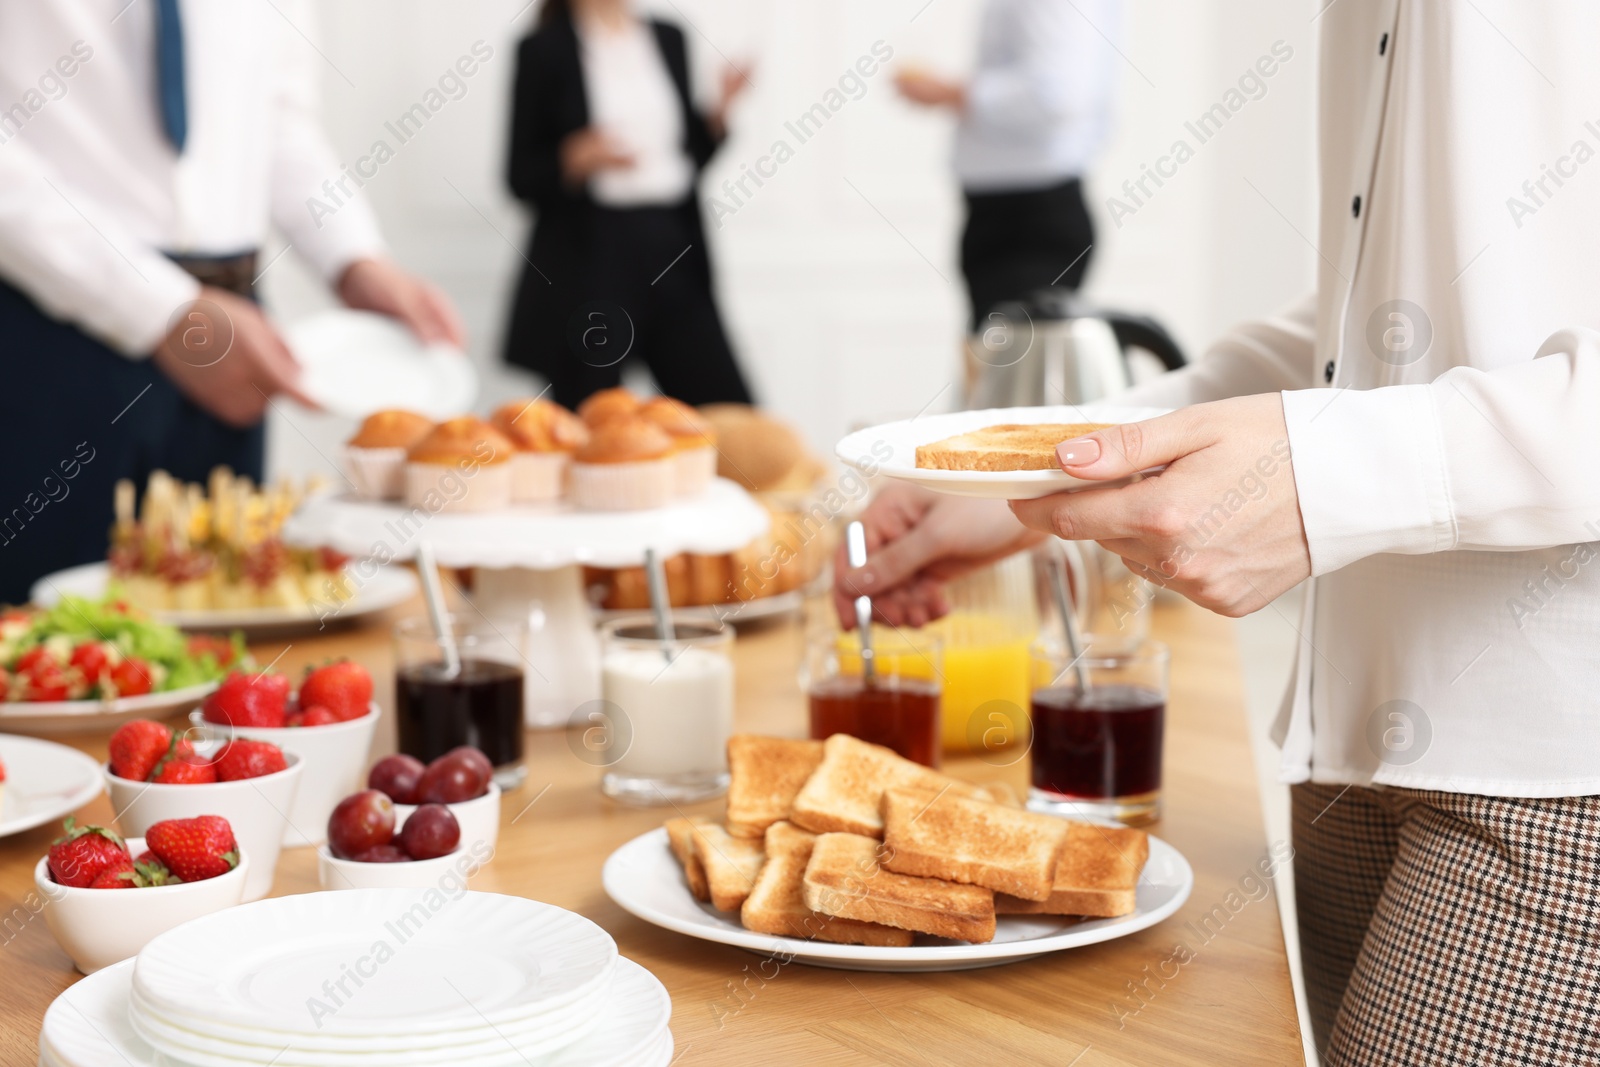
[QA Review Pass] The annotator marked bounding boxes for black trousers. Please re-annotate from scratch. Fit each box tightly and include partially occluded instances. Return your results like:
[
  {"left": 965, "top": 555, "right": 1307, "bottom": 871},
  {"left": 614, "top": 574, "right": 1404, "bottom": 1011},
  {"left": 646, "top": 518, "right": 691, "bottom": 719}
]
[
  {"left": 960, "top": 177, "right": 1094, "bottom": 332},
  {"left": 545, "top": 204, "right": 751, "bottom": 410},
  {"left": 0, "top": 279, "right": 263, "bottom": 604}
]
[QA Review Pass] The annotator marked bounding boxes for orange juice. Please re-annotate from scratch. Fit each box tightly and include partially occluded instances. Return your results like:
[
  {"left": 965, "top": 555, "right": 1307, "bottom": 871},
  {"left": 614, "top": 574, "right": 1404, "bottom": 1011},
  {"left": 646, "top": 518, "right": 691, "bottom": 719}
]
[{"left": 928, "top": 613, "right": 1034, "bottom": 754}]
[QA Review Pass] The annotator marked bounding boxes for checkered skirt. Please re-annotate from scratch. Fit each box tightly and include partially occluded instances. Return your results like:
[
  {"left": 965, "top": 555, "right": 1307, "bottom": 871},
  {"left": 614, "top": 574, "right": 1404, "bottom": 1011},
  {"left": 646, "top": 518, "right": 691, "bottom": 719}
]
[{"left": 1291, "top": 782, "right": 1600, "bottom": 1066}]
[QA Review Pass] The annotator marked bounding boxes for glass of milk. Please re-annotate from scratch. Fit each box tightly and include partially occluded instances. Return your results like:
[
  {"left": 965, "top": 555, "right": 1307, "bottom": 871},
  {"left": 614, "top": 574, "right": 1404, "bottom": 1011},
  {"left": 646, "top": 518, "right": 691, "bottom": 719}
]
[{"left": 598, "top": 617, "right": 734, "bottom": 805}]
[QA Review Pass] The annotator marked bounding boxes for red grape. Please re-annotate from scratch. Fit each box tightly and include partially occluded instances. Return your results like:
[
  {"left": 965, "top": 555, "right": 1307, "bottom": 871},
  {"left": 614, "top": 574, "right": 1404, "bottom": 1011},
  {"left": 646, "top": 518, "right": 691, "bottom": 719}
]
[
  {"left": 441, "top": 747, "right": 493, "bottom": 791},
  {"left": 396, "top": 804, "right": 460, "bottom": 860},
  {"left": 368, "top": 754, "right": 426, "bottom": 804},
  {"left": 326, "top": 790, "right": 395, "bottom": 860},
  {"left": 352, "top": 844, "right": 410, "bottom": 863},
  {"left": 417, "top": 754, "right": 484, "bottom": 804}
]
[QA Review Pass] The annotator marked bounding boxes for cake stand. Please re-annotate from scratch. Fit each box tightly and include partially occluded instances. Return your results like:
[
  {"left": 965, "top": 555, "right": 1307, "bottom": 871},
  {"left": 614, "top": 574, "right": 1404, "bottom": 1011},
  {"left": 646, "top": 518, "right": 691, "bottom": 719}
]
[{"left": 281, "top": 480, "right": 770, "bottom": 728}]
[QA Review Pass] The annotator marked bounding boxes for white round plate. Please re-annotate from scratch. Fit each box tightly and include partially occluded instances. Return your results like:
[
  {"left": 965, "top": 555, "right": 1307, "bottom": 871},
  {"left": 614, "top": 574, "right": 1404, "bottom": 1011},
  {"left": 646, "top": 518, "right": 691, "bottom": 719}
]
[
  {"left": 594, "top": 588, "right": 806, "bottom": 628},
  {"left": 835, "top": 404, "right": 1171, "bottom": 500},
  {"left": 282, "top": 479, "right": 772, "bottom": 570},
  {"left": 604, "top": 826, "right": 1193, "bottom": 972},
  {"left": 133, "top": 890, "right": 617, "bottom": 1039},
  {"left": 0, "top": 736, "right": 102, "bottom": 838},
  {"left": 40, "top": 957, "right": 672, "bottom": 1067},
  {"left": 0, "top": 681, "right": 218, "bottom": 738},
  {"left": 282, "top": 310, "right": 476, "bottom": 420},
  {"left": 30, "top": 562, "right": 418, "bottom": 638}
]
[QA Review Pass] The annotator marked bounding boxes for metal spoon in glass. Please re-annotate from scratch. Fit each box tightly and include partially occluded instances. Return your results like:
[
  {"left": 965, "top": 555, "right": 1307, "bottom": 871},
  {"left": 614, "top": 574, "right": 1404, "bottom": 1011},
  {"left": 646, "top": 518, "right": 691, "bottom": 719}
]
[{"left": 846, "top": 520, "right": 876, "bottom": 684}]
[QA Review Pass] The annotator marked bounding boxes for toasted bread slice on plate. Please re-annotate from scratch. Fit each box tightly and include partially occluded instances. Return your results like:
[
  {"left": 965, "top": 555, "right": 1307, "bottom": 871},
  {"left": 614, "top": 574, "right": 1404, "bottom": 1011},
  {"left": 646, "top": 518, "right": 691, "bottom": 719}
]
[
  {"left": 835, "top": 405, "right": 1170, "bottom": 500},
  {"left": 995, "top": 822, "right": 1150, "bottom": 917},
  {"left": 880, "top": 788, "right": 1067, "bottom": 901},
  {"left": 691, "top": 823, "right": 767, "bottom": 912},
  {"left": 977, "top": 781, "right": 1022, "bottom": 808},
  {"left": 741, "top": 822, "right": 915, "bottom": 947},
  {"left": 803, "top": 832, "right": 996, "bottom": 943},
  {"left": 914, "top": 423, "right": 1110, "bottom": 472},
  {"left": 726, "top": 735, "right": 825, "bottom": 839},
  {"left": 665, "top": 815, "right": 713, "bottom": 902},
  {"left": 790, "top": 734, "right": 990, "bottom": 838}
]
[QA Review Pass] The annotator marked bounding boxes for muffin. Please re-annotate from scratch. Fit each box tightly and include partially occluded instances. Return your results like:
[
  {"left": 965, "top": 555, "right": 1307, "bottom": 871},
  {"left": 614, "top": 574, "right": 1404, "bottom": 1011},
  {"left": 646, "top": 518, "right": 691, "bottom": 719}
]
[
  {"left": 344, "top": 410, "right": 434, "bottom": 500},
  {"left": 490, "top": 399, "right": 589, "bottom": 504},
  {"left": 404, "top": 417, "right": 515, "bottom": 513},
  {"left": 639, "top": 397, "right": 718, "bottom": 498},
  {"left": 577, "top": 386, "right": 643, "bottom": 428},
  {"left": 568, "top": 418, "right": 676, "bottom": 511}
]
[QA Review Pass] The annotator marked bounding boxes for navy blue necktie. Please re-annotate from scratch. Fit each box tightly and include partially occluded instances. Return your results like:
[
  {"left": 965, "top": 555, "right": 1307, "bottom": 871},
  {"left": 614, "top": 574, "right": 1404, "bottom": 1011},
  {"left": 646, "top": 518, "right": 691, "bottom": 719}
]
[{"left": 154, "top": 0, "right": 188, "bottom": 152}]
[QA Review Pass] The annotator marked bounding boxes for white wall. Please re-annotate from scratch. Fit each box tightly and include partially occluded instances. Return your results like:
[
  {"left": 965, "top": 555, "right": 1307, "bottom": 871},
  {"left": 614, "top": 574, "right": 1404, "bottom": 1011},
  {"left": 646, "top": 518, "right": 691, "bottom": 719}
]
[{"left": 262, "top": 0, "right": 1319, "bottom": 478}]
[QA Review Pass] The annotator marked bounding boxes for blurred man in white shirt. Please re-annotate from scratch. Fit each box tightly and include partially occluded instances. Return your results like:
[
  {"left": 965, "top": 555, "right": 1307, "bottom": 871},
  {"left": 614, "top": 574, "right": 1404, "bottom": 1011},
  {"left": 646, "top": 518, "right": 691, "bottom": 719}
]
[
  {"left": 0, "top": 0, "right": 462, "bottom": 601},
  {"left": 846, "top": 5, "right": 1600, "bottom": 1062},
  {"left": 895, "top": 0, "right": 1118, "bottom": 329}
]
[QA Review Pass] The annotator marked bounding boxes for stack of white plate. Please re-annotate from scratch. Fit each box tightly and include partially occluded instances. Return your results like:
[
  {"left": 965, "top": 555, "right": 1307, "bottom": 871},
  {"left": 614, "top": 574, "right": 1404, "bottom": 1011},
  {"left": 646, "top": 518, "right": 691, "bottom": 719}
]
[{"left": 38, "top": 890, "right": 673, "bottom": 1067}]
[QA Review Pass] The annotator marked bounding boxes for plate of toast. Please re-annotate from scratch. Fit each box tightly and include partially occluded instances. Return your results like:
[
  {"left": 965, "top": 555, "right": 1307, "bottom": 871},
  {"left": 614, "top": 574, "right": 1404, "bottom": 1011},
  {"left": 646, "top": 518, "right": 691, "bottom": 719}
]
[
  {"left": 602, "top": 734, "right": 1193, "bottom": 972},
  {"left": 834, "top": 405, "right": 1170, "bottom": 499}
]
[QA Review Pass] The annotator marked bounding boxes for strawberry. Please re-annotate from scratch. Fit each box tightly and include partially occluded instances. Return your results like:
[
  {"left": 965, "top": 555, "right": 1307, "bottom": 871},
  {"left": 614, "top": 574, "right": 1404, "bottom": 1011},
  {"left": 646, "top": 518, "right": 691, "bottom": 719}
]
[
  {"left": 88, "top": 855, "right": 137, "bottom": 888},
  {"left": 131, "top": 851, "right": 177, "bottom": 886},
  {"left": 48, "top": 819, "right": 128, "bottom": 888},
  {"left": 289, "top": 705, "right": 338, "bottom": 727},
  {"left": 151, "top": 753, "right": 218, "bottom": 784},
  {"left": 146, "top": 816, "right": 238, "bottom": 882},
  {"left": 299, "top": 661, "right": 372, "bottom": 723},
  {"left": 201, "top": 670, "right": 290, "bottom": 728},
  {"left": 212, "top": 739, "right": 287, "bottom": 781},
  {"left": 109, "top": 720, "right": 187, "bottom": 782}
]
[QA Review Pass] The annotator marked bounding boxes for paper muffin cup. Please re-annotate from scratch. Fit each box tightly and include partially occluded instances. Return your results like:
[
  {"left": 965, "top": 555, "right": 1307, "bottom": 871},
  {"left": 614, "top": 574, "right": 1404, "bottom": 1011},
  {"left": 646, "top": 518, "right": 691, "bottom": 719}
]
[
  {"left": 671, "top": 445, "right": 717, "bottom": 498},
  {"left": 404, "top": 460, "right": 512, "bottom": 513},
  {"left": 510, "top": 452, "right": 569, "bottom": 504},
  {"left": 343, "top": 446, "right": 408, "bottom": 501},
  {"left": 569, "top": 458, "right": 675, "bottom": 511}
]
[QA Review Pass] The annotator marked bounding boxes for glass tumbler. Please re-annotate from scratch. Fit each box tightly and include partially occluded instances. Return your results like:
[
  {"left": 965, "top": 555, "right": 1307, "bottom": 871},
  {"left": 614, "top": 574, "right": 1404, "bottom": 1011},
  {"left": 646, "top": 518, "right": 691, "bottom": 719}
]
[
  {"left": 394, "top": 614, "right": 528, "bottom": 790},
  {"left": 1029, "top": 637, "right": 1169, "bottom": 825},
  {"left": 599, "top": 617, "right": 734, "bottom": 805},
  {"left": 803, "top": 627, "right": 943, "bottom": 768}
]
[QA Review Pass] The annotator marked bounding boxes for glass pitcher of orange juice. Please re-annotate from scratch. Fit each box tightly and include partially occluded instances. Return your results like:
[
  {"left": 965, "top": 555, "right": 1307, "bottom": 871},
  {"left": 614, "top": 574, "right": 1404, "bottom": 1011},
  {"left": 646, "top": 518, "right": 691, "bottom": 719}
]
[{"left": 925, "top": 553, "right": 1037, "bottom": 757}]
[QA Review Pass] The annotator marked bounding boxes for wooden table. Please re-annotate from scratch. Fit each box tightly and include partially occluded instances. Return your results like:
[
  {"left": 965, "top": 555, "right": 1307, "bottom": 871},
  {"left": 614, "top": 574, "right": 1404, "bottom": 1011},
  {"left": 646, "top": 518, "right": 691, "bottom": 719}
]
[{"left": 0, "top": 597, "right": 1303, "bottom": 1066}]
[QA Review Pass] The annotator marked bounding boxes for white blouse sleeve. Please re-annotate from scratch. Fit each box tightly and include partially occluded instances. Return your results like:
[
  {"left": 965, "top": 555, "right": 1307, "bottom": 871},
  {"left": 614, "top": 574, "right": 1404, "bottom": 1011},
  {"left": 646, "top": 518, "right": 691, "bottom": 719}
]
[{"left": 1284, "top": 327, "right": 1600, "bottom": 575}]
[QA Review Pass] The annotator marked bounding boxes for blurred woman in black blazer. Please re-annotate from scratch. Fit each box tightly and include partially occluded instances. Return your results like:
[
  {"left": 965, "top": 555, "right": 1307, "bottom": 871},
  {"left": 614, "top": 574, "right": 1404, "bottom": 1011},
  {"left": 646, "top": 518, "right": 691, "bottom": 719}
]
[{"left": 504, "top": 0, "right": 753, "bottom": 408}]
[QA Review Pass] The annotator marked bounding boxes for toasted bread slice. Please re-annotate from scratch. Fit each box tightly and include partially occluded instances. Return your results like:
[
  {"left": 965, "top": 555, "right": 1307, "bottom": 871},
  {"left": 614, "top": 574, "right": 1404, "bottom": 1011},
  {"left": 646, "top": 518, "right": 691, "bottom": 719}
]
[
  {"left": 665, "top": 816, "right": 713, "bottom": 902},
  {"left": 803, "top": 832, "right": 996, "bottom": 943},
  {"left": 741, "top": 822, "right": 915, "bottom": 947},
  {"left": 691, "top": 823, "right": 767, "bottom": 911},
  {"left": 790, "top": 734, "right": 990, "bottom": 838},
  {"left": 880, "top": 788, "right": 1066, "bottom": 901},
  {"left": 978, "top": 781, "right": 1022, "bottom": 808},
  {"left": 726, "top": 736, "right": 826, "bottom": 839},
  {"left": 914, "top": 423, "right": 1111, "bottom": 472},
  {"left": 994, "top": 822, "right": 1150, "bottom": 917}
]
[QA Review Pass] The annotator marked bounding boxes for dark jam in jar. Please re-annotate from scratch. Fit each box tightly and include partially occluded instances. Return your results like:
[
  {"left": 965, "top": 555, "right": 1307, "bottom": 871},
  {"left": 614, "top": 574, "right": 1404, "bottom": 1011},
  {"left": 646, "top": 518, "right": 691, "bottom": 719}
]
[
  {"left": 808, "top": 676, "right": 941, "bottom": 768},
  {"left": 396, "top": 657, "right": 524, "bottom": 769},
  {"left": 1030, "top": 684, "right": 1163, "bottom": 799}
]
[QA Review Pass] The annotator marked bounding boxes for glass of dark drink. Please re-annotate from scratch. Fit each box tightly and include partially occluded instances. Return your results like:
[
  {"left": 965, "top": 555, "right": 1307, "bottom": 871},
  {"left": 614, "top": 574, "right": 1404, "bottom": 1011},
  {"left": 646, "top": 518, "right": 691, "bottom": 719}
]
[
  {"left": 1028, "top": 638, "right": 1168, "bottom": 825},
  {"left": 394, "top": 614, "right": 528, "bottom": 790},
  {"left": 803, "top": 628, "right": 943, "bottom": 768}
]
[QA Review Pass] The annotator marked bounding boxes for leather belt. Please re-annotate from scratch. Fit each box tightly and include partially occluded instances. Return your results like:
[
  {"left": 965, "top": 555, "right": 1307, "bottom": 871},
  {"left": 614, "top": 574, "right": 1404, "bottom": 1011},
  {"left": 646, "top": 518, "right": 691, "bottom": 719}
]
[{"left": 166, "top": 251, "right": 259, "bottom": 300}]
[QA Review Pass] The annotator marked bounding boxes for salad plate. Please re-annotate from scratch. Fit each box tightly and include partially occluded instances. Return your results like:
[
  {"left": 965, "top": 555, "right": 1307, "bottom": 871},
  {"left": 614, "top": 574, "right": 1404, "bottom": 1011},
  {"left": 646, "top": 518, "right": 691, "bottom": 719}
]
[{"left": 0, "top": 597, "right": 236, "bottom": 735}]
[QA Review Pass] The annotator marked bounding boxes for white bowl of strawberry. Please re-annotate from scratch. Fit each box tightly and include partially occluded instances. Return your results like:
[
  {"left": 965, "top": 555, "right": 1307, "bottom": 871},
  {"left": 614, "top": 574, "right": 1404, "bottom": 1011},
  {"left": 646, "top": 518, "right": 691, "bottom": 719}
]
[
  {"left": 190, "top": 661, "right": 379, "bottom": 849},
  {"left": 370, "top": 748, "right": 502, "bottom": 857},
  {"left": 103, "top": 719, "right": 302, "bottom": 902},
  {"left": 35, "top": 817, "right": 248, "bottom": 974}
]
